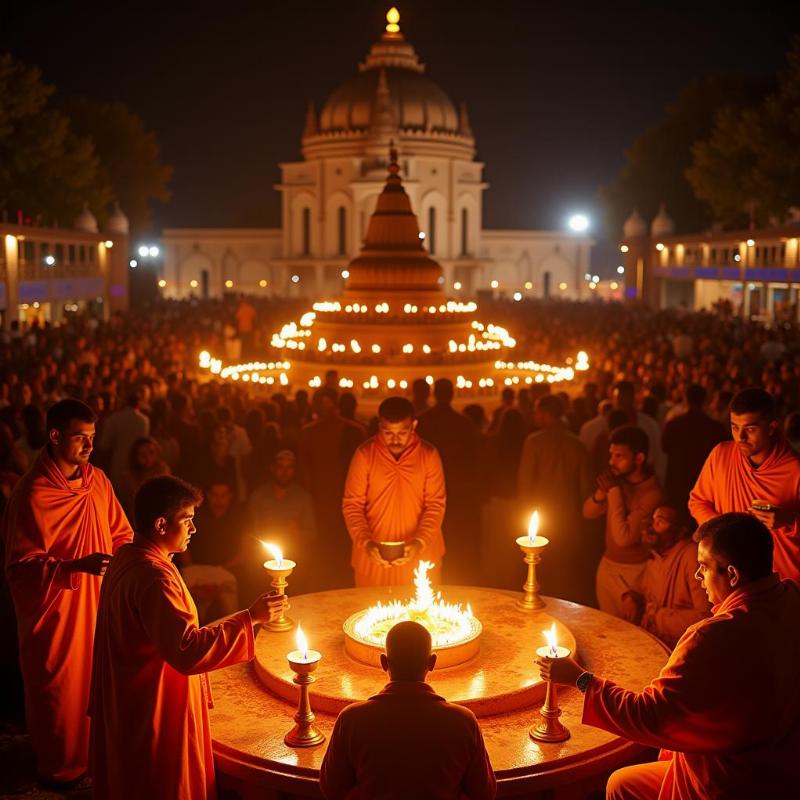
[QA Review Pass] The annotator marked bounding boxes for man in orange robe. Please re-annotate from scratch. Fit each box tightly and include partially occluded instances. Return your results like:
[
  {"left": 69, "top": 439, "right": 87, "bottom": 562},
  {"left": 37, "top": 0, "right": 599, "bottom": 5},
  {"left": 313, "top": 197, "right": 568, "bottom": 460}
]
[
  {"left": 343, "top": 396, "right": 446, "bottom": 587},
  {"left": 689, "top": 388, "right": 800, "bottom": 583},
  {"left": 89, "top": 475, "right": 286, "bottom": 800},
  {"left": 538, "top": 512, "right": 800, "bottom": 799},
  {"left": 320, "top": 620, "right": 496, "bottom": 800},
  {"left": 3, "top": 399, "right": 132, "bottom": 788}
]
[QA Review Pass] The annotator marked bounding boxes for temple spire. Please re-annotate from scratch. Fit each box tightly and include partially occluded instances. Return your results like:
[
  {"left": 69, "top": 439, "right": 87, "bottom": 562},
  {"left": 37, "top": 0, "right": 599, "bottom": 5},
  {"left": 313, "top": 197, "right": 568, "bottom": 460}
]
[{"left": 303, "top": 100, "right": 318, "bottom": 137}]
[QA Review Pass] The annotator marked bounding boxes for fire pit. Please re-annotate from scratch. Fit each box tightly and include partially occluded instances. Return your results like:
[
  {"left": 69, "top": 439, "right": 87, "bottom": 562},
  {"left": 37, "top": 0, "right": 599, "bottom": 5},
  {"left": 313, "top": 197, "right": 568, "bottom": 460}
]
[{"left": 342, "top": 561, "right": 483, "bottom": 668}]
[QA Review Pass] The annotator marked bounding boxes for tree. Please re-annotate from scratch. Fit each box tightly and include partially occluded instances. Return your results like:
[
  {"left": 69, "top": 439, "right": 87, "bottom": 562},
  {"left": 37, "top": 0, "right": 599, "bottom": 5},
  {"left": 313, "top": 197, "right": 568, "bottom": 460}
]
[
  {"left": 687, "top": 38, "right": 800, "bottom": 228},
  {"left": 600, "top": 75, "right": 769, "bottom": 237},
  {"left": 0, "top": 53, "right": 110, "bottom": 226},
  {"left": 63, "top": 98, "right": 173, "bottom": 233}
]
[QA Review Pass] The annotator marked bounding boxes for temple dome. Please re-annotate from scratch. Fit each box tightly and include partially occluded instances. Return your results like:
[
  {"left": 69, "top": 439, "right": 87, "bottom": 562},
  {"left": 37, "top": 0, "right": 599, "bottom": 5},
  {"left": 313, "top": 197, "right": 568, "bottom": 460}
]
[{"left": 320, "top": 68, "right": 459, "bottom": 134}]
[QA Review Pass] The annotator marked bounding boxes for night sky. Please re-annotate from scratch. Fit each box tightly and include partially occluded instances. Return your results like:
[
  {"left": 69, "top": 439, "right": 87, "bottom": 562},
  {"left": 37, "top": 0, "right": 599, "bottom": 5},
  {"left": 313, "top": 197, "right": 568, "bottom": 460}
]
[{"left": 3, "top": 1, "right": 800, "bottom": 254}]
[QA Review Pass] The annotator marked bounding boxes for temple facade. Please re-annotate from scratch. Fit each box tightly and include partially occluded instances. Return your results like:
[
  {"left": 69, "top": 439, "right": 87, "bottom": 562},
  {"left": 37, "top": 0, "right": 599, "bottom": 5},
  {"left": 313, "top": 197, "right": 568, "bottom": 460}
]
[{"left": 162, "top": 9, "right": 592, "bottom": 302}]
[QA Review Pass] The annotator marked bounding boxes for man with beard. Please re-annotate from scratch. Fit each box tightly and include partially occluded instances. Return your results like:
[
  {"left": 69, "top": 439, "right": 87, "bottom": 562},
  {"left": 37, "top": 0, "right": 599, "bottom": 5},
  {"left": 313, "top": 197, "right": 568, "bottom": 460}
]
[
  {"left": 343, "top": 397, "right": 445, "bottom": 587},
  {"left": 621, "top": 506, "right": 710, "bottom": 647},
  {"left": 690, "top": 388, "right": 800, "bottom": 583},
  {"left": 3, "top": 399, "right": 132, "bottom": 789},
  {"left": 583, "top": 425, "right": 664, "bottom": 617}
]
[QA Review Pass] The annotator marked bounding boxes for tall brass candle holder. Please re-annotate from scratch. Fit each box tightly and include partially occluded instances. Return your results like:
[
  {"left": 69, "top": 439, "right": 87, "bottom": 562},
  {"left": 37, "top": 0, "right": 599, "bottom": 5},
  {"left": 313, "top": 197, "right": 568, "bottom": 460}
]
[
  {"left": 261, "top": 543, "right": 296, "bottom": 632},
  {"left": 285, "top": 625, "right": 325, "bottom": 748},
  {"left": 531, "top": 623, "right": 570, "bottom": 743},
  {"left": 516, "top": 513, "right": 548, "bottom": 610}
]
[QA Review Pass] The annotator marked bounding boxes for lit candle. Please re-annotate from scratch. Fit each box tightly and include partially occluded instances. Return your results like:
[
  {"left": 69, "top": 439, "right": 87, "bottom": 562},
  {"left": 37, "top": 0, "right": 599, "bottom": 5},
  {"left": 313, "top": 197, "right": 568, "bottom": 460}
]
[
  {"left": 288, "top": 623, "right": 321, "bottom": 665},
  {"left": 261, "top": 541, "right": 296, "bottom": 572},
  {"left": 515, "top": 511, "right": 549, "bottom": 549},
  {"left": 535, "top": 622, "right": 571, "bottom": 660}
]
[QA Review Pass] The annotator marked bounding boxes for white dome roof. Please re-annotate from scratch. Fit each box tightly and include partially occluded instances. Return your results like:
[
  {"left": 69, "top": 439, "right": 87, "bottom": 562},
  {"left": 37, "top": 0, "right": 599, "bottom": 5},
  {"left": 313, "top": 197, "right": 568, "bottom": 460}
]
[
  {"left": 106, "top": 202, "right": 130, "bottom": 235},
  {"left": 650, "top": 203, "right": 674, "bottom": 236},
  {"left": 623, "top": 209, "right": 647, "bottom": 238},
  {"left": 74, "top": 203, "right": 98, "bottom": 233}
]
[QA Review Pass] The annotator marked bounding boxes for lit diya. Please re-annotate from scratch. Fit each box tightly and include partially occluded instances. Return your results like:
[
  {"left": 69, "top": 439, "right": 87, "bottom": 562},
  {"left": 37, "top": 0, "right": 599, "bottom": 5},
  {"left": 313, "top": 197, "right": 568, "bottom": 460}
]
[{"left": 343, "top": 560, "right": 482, "bottom": 668}]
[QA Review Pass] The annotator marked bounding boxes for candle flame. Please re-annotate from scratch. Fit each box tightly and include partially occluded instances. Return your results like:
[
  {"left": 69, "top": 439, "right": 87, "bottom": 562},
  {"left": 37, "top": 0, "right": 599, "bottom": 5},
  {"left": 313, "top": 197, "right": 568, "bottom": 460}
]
[
  {"left": 262, "top": 541, "right": 283, "bottom": 566},
  {"left": 296, "top": 623, "right": 309, "bottom": 659},
  {"left": 528, "top": 511, "right": 539, "bottom": 542},
  {"left": 543, "top": 622, "right": 558, "bottom": 656}
]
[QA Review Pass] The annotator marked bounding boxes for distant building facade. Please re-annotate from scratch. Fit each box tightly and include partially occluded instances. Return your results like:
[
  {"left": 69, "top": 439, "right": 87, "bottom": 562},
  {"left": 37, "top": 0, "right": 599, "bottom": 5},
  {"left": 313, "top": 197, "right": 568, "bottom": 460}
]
[
  {"left": 620, "top": 204, "right": 800, "bottom": 320},
  {"left": 161, "top": 11, "right": 592, "bottom": 302},
  {"left": 0, "top": 203, "right": 130, "bottom": 329}
]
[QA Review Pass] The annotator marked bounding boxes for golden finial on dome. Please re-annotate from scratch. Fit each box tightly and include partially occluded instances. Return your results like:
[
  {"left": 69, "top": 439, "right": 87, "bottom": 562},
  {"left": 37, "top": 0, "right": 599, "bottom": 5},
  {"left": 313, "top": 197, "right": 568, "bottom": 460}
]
[{"left": 386, "top": 7, "right": 400, "bottom": 34}]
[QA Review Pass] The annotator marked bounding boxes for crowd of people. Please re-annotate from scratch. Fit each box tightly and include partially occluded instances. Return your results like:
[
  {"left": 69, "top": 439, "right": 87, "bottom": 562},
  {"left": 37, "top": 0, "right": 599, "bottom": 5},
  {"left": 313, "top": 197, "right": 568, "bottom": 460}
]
[{"left": 2, "top": 294, "right": 800, "bottom": 798}]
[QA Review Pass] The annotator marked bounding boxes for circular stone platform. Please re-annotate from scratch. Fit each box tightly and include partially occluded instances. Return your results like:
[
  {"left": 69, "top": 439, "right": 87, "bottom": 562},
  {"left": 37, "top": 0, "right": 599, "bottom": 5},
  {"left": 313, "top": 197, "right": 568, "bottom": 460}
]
[{"left": 254, "top": 586, "right": 577, "bottom": 718}]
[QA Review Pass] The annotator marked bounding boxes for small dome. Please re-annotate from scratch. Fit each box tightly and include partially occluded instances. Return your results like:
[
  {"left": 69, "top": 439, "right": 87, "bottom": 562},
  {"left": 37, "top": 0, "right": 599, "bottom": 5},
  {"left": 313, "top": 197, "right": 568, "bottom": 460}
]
[
  {"left": 622, "top": 209, "right": 647, "bottom": 238},
  {"left": 106, "top": 202, "right": 130, "bottom": 235},
  {"left": 650, "top": 203, "right": 674, "bottom": 236},
  {"left": 320, "top": 68, "right": 459, "bottom": 134},
  {"left": 74, "top": 203, "right": 98, "bottom": 233}
]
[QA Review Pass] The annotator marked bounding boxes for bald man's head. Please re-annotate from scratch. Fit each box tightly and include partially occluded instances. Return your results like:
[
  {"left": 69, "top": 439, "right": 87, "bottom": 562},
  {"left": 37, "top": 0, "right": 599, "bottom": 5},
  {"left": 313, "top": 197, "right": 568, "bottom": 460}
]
[{"left": 380, "top": 621, "right": 436, "bottom": 681}]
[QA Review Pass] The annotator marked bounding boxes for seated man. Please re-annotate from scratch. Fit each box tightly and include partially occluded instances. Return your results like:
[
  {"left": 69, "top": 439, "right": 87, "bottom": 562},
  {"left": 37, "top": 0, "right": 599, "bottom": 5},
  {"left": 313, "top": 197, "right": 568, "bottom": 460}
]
[
  {"left": 90, "top": 475, "right": 287, "bottom": 800},
  {"left": 248, "top": 450, "right": 316, "bottom": 595},
  {"left": 538, "top": 512, "right": 800, "bottom": 800},
  {"left": 621, "top": 505, "right": 711, "bottom": 648},
  {"left": 320, "top": 621, "right": 496, "bottom": 800}
]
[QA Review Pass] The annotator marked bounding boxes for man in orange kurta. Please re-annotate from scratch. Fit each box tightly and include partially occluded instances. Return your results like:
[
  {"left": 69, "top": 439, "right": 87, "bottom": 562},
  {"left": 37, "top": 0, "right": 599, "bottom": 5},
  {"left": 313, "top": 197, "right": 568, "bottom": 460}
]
[
  {"left": 343, "top": 396, "right": 446, "bottom": 587},
  {"left": 689, "top": 388, "right": 800, "bottom": 583},
  {"left": 538, "top": 512, "right": 800, "bottom": 799},
  {"left": 320, "top": 621, "right": 496, "bottom": 800},
  {"left": 621, "top": 506, "right": 710, "bottom": 648},
  {"left": 2, "top": 399, "right": 132, "bottom": 787},
  {"left": 89, "top": 475, "right": 286, "bottom": 800}
]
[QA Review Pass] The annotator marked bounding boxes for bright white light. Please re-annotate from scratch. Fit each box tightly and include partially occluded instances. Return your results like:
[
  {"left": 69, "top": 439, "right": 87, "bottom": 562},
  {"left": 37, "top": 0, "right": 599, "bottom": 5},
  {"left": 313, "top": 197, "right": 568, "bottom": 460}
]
[
  {"left": 225, "top": 280, "right": 233, "bottom": 288},
  {"left": 746, "top": 238, "right": 755, "bottom": 247},
  {"left": 104, "top": 240, "right": 113, "bottom": 248},
  {"left": 620, "top": 244, "right": 629, "bottom": 253},
  {"left": 655, "top": 242, "right": 665, "bottom": 251},
  {"left": 44, "top": 255, "right": 55, "bottom": 266},
  {"left": 567, "top": 213, "right": 590, "bottom": 233},
  {"left": 148, "top": 245, "right": 160, "bottom": 257},
  {"left": 524, "top": 281, "right": 533, "bottom": 290},
  {"left": 453, "top": 281, "right": 462, "bottom": 290},
  {"left": 617, "top": 265, "right": 625, "bottom": 274},
  {"left": 158, "top": 279, "right": 167, "bottom": 288},
  {"left": 490, "top": 280, "right": 499, "bottom": 289},
  {"left": 190, "top": 279, "right": 198, "bottom": 288},
  {"left": 341, "top": 269, "right": 350, "bottom": 279},
  {"left": 592, "top": 275, "right": 599, "bottom": 283},
  {"left": 584, "top": 273, "right": 591, "bottom": 280},
  {"left": 138, "top": 245, "right": 149, "bottom": 257},
  {"left": 558, "top": 282, "right": 567, "bottom": 291},
  {"left": 129, "top": 259, "right": 138, "bottom": 268},
  {"left": 259, "top": 279, "right": 268, "bottom": 287},
  {"left": 291, "top": 274, "right": 300, "bottom": 283},
  {"left": 418, "top": 232, "right": 426, "bottom": 240},
  {"left": 513, "top": 292, "right": 522, "bottom": 301}
]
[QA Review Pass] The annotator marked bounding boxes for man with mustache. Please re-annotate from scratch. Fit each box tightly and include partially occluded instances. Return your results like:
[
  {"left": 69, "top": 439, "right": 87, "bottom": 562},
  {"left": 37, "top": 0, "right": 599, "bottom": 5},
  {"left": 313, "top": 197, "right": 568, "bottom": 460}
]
[{"left": 690, "top": 388, "right": 800, "bottom": 583}]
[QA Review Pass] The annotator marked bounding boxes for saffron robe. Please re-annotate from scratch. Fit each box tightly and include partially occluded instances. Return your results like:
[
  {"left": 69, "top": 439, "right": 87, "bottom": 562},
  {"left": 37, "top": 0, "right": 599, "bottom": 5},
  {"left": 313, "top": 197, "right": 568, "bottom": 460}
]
[
  {"left": 320, "top": 681, "right": 496, "bottom": 800},
  {"left": 342, "top": 434, "right": 446, "bottom": 586},
  {"left": 689, "top": 439, "right": 800, "bottom": 582},
  {"left": 89, "top": 537, "right": 255, "bottom": 800},
  {"left": 582, "top": 575, "right": 800, "bottom": 799},
  {"left": 2, "top": 450, "right": 132, "bottom": 782}
]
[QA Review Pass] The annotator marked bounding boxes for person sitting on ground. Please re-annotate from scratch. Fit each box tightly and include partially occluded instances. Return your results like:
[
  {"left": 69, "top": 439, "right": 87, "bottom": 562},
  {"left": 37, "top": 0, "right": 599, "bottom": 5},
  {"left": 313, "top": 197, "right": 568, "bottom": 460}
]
[
  {"left": 320, "top": 620, "right": 496, "bottom": 800},
  {"left": 621, "top": 505, "right": 711, "bottom": 648},
  {"left": 537, "top": 512, "right": 800, "bottom": 800}
]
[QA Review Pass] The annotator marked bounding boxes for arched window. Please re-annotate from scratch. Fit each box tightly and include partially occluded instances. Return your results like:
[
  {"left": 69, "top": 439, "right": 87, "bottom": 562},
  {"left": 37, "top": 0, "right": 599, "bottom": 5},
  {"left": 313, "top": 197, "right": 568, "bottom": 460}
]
[
  {"left": 428, "top": 207, "right": 437, "bottom": 255},
  {"left": 337, "top": 206, "right": 347, "bottom": 256},
  {"left": 460, "top": 208, "right": 469, "bottom": 256},
  {"left": 302, "top": 207, "right": 311, "bottom": 256}
]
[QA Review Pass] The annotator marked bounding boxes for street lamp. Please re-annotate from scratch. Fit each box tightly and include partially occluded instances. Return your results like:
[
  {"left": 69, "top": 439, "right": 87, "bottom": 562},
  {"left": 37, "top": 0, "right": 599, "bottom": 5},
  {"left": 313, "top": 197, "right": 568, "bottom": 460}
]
[{"left": 567, "top": 213, "right": 590, "bottom": 233}]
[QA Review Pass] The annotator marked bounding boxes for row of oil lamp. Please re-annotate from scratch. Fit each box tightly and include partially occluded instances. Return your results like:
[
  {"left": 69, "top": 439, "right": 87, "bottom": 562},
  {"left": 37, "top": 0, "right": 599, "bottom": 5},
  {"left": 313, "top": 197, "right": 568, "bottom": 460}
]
[{"left": 259, "top": 510, "right": 570, "bottom": 749}]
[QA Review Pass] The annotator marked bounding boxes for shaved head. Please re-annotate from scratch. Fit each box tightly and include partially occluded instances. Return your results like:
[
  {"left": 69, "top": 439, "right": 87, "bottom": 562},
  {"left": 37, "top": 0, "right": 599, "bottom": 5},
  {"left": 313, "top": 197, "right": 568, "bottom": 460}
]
[{"left": 381, "top": 621, "right": 435, "bottom": 681}]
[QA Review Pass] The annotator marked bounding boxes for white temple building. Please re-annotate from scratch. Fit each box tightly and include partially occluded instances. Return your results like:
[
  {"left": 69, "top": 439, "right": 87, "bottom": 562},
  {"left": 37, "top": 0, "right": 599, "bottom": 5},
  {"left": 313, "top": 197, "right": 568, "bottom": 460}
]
[{"left": 161, "top": 9, "right": 592, "bottom": 301}]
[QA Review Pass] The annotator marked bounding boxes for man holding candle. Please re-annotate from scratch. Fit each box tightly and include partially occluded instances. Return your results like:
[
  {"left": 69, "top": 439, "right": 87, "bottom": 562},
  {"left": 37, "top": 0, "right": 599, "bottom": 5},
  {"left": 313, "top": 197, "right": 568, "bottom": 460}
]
[
  {"left": 89, "top": 475, "right": 288, "bottom": 800},
  {"left": 689, "top": 388, "right": 800, "bottom": 584},
  {"left": 582, "top": 425, "right": 664, "bottom": 617},
  {"left": 537, "top": 512, "right": 800, "bottom": 800},
  {"left": 320, "top": 620, "right": 496, "bottom": 800},
  {"left": 343, "top": 396, "right": 446, "bottom": 587}
]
